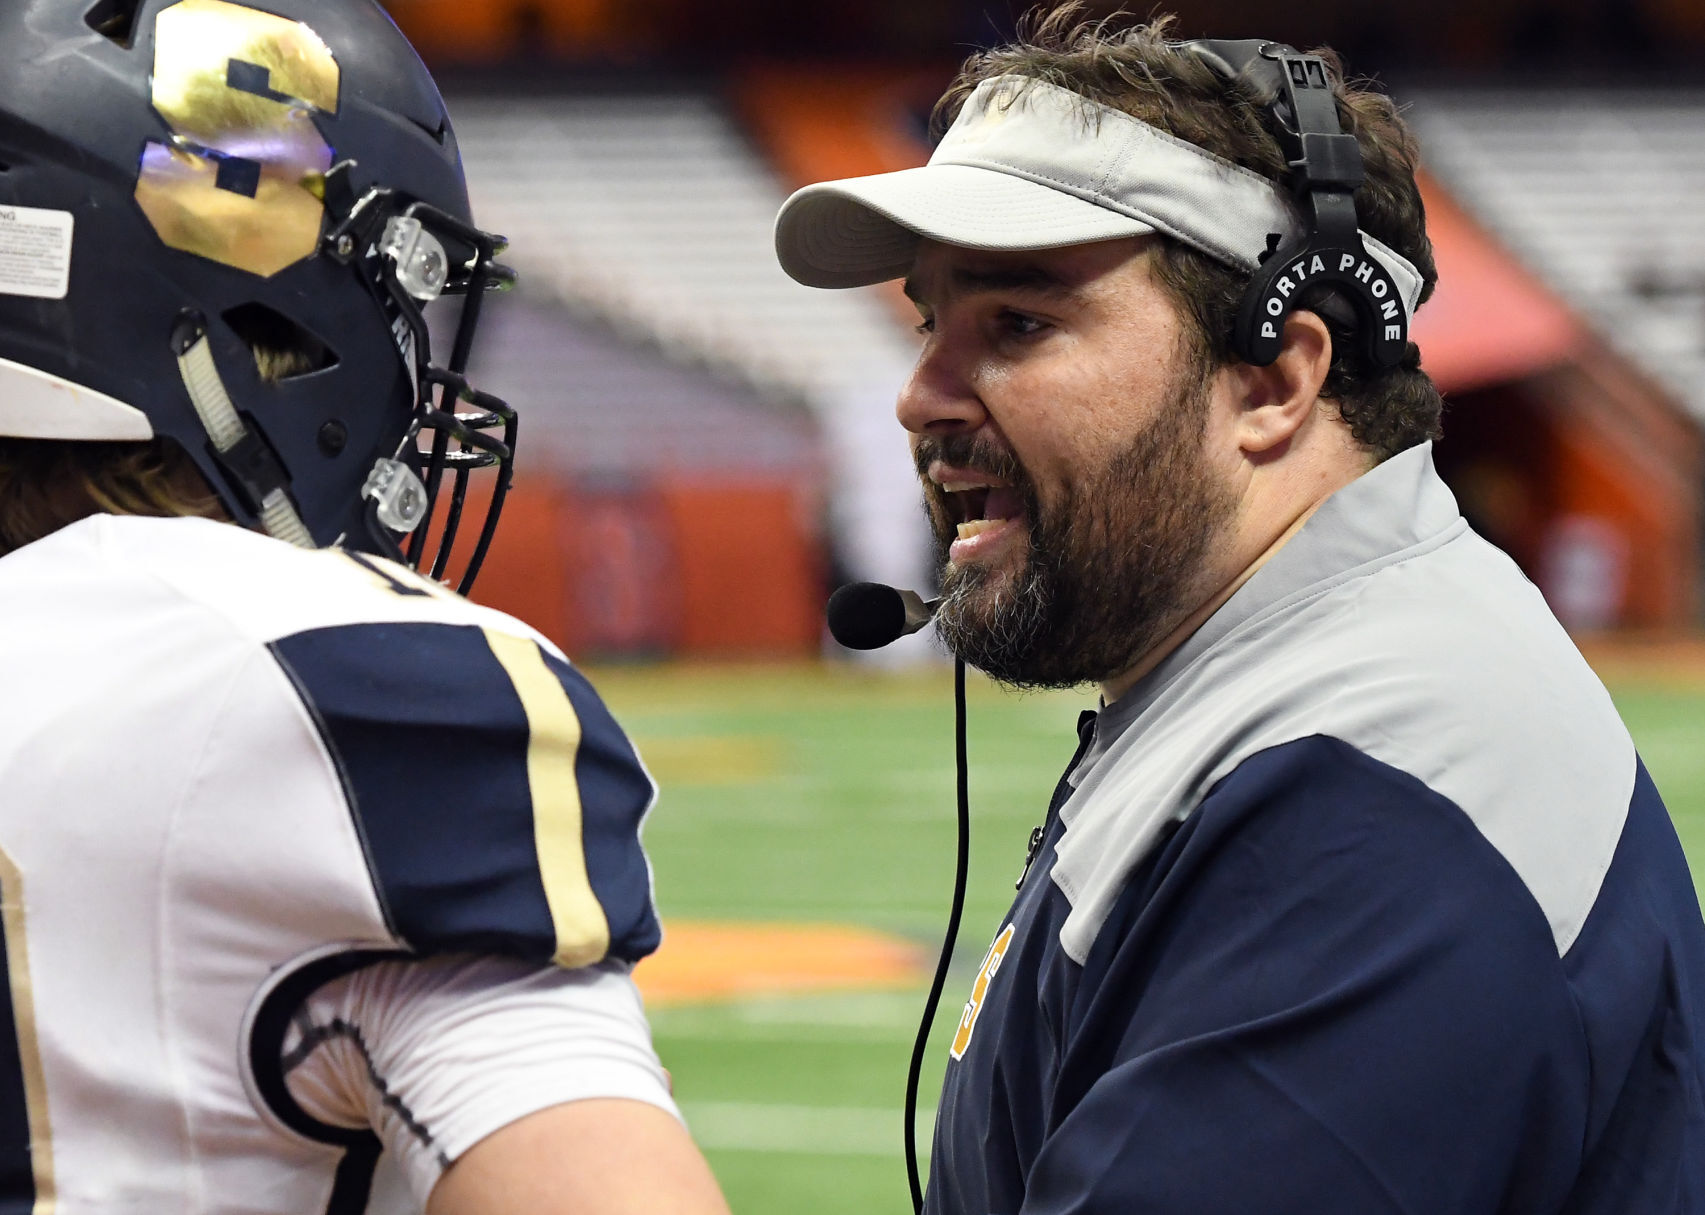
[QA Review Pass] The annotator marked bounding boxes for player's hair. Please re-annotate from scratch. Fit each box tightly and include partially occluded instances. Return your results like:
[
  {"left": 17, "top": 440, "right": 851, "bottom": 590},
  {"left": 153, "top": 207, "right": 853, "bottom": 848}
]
[
  {"left": 0, "top": 340, "right": 316, "bottom": 556},
  {"left": 0, "top": 437, "right": 225, "bottom": 555},
  {"left": 933, "top": 7, "right": 1444, "bottom": 460}
]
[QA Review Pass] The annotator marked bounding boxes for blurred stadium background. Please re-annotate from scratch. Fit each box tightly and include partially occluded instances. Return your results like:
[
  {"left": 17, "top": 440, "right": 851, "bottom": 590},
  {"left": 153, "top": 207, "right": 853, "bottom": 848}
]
[{"left": 380, "top": 0, "right": 1705, "bottom": 1208}]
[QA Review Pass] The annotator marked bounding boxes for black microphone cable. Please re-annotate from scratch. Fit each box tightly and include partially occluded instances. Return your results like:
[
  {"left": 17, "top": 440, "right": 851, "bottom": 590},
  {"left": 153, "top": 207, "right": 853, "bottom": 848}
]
[
  {"left": 822, "top": 580, "right": 967, "bottom": 1213},
  {"left": 903, "top": 656, "right": 970, "bottom": 1215}
]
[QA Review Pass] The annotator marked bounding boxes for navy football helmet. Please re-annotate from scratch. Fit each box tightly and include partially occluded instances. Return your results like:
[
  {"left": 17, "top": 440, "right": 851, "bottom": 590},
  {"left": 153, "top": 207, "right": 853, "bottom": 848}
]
[{"left": 0, "top": 0, "right": 515, "bottom": 589}]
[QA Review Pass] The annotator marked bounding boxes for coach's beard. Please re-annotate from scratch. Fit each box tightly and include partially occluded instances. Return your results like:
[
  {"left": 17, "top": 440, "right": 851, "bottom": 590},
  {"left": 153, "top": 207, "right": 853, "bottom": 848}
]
[{"left": 925, "top": 380, "right": 1233, "bottom": 692}]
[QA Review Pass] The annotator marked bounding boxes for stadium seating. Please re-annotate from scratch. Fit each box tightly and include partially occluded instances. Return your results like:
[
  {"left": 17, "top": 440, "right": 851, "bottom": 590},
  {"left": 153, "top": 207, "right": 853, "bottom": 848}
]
[
  {"left": 1411, "top": 90, "right": 1705, "bottom": 428},
  {"left": 447, "top": 92, "right": 919, "bottom": 406}
]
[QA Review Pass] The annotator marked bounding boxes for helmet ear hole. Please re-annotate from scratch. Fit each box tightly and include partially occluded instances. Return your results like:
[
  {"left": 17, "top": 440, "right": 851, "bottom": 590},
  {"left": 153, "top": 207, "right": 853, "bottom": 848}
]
[
  {"left": 410, "top": 115, "right": 449, "bottom": 145},
  {"left": 83, "top": 0, "right": 143, "bottom": 48},
  {"left": 222, "top": 303, "right": 341, "bottom": 383}
]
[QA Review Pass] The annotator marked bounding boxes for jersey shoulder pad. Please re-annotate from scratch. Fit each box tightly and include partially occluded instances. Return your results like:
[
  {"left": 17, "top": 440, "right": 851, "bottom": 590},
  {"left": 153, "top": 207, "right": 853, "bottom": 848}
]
[{"left": 268, "top": 616, "right": 660, "bottom": 969}]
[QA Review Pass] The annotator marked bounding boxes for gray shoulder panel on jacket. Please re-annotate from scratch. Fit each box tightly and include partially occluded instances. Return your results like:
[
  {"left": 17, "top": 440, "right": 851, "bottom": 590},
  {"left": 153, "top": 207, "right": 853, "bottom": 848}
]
[{"left": 1050, "top": 447, "right": 1634, "bottom": 964}]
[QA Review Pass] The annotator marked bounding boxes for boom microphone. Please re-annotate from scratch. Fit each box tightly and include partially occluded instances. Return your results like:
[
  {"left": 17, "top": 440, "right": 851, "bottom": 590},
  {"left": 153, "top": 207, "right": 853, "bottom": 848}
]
[{"left": 826, "top": 582, "right": 941, "bottom": 650}]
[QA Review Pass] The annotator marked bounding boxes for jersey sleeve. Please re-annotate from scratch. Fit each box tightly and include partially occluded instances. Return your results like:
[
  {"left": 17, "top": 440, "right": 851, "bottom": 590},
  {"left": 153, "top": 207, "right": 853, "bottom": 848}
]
[
  {"left": 1018, "top": 736, "right": 1591, "bottom": 1215},
  {"left": 282, "top": 953, "right": 677, "bottom": 1208},
  {"left": 268, "top": 620, "right": 661, "bottom": 969}
]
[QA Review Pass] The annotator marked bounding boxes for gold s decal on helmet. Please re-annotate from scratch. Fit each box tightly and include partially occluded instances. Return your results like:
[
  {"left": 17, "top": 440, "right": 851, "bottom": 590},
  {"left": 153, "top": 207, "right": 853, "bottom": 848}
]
[{"left": 134, "top": 0, "right": 339, "bottom": 277}]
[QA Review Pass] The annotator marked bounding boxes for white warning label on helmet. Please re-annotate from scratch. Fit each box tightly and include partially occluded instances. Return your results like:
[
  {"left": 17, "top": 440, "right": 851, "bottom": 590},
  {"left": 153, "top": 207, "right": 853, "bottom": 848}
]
[{"left": 0, "top": 206, "right": 73, "bottom": 300}]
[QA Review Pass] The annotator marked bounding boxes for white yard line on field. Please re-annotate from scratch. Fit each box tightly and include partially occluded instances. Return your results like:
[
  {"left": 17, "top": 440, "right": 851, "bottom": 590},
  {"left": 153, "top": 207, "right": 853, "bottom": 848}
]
[{"left": 679, "top": 1101, "right": 933, "bottom": 1156}]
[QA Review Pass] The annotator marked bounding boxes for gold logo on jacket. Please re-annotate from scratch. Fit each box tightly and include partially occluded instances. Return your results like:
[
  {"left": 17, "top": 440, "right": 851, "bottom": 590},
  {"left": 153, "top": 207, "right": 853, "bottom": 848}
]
[{"left": 950, "top": 922, "right": 1016, "bottom": 1060}]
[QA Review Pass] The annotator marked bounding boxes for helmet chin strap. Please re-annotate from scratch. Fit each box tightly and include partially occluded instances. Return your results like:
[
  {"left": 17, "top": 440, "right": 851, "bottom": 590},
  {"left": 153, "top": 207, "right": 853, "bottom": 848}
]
[{"left": 173, "top": 321, "right": 315, "bottom": 549}]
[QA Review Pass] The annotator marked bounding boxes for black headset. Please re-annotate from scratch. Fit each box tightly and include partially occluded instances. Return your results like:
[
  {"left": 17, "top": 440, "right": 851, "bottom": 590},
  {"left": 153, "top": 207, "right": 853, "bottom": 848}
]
[{"left": 1181, "top": 39, "right": 1410, "bottom": 370}]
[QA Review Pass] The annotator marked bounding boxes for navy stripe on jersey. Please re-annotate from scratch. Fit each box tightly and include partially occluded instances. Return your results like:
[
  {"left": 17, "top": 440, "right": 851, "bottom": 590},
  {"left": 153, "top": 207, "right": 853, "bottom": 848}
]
[{"left": 269, "top": 622, "right": 660, "bottom": 965}]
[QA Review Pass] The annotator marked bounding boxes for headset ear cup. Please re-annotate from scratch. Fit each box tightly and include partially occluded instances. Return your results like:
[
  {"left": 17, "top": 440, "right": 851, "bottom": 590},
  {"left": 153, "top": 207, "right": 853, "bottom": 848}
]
[
  {"left": 1182, "top": 40, "right": 1414, "bottom": 374},
  {"left": 1235, "top": 238, "right": 1410, "bottom": 370},
  {"left": 1235, "top": 247, "right": 1294, "bottom": 367}
]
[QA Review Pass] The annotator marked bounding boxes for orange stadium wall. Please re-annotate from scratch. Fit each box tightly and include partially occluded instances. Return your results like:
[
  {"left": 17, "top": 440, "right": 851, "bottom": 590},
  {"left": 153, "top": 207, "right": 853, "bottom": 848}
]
[
  {"left": 1537, "top": 360, "right": 1703, "bottom": 630},
  {"left": 1437, "top": 382, "right": 1699, "bottom": 631},
  {"left": 384, "top": 0, "right": 511, "bottom": 59},
  {"left": 383, "top": 0, "right": 1705, "bottom": 67},
  {"left": 385, "top": 0, "right": 637, "bottom": 61},
  {"left": 1549, "top": 429, "right": 1683, "bottom": 628},
  {"left": 654, "top": 483, "right": 823, "bottom": 654},
  {"left": 1415, "top": 177, "right": 1702, "bottom": 631},
  {"left": 468, "top": 474, "right": 824, "bottom": 658}
]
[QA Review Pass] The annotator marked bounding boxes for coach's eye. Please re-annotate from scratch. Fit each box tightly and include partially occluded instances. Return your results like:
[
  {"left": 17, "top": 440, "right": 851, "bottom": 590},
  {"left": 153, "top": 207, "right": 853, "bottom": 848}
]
[
  {"left": 914, "top": 315, "right": 936, "bottom": 336},
  {"left": 999, "top": 310, "right": 1047, "bottom": 338}
]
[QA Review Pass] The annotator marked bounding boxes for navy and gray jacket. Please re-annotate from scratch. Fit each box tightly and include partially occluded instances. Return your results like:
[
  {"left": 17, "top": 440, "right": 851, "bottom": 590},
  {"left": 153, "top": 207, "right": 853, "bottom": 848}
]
[{"left": 928, "top": 443, "right": 1705, "bottom": 1215}]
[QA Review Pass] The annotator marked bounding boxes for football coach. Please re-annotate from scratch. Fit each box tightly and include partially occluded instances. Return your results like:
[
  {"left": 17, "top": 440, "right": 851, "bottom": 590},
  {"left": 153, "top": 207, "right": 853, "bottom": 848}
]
[{"left": 774, "top": 10, "right": 1705, "bottom": 1214}]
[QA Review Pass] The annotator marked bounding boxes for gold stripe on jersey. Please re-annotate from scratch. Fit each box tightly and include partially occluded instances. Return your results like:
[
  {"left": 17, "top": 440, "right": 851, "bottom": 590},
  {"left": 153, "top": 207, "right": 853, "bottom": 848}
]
[
  {"left": 0, "top": 846, "right": 54, "bottom": 1213},
  {"left": 483, "top": 629, "right": 612, "bottom": 968}
]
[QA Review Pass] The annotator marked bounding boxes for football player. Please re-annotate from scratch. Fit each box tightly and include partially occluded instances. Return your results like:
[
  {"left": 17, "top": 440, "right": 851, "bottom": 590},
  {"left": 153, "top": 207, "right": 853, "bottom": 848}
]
[{"left": 0, "top": 1, "right": 730, "bottom": 1212}]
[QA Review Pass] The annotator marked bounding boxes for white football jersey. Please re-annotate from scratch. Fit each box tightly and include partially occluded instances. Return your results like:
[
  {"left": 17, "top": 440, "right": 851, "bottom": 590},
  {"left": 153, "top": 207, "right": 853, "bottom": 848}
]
[{"left": 0, "top": 514, "right": 672, "bottom": 1212}]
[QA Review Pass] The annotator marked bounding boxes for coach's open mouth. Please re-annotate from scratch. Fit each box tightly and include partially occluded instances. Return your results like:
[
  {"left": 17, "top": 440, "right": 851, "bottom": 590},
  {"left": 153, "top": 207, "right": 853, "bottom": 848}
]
[{"left": 929, "top": 465, "right": 1026, "bottom": 556}]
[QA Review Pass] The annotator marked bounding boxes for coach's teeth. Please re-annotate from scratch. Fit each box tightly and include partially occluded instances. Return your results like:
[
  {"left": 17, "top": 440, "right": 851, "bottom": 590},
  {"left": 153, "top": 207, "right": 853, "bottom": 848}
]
[
  {"left": 956, "top": 520, "right": 998, "bottom": 540},
  {"left": 941, "top": 480, "right": 985, "bottom": 493}
]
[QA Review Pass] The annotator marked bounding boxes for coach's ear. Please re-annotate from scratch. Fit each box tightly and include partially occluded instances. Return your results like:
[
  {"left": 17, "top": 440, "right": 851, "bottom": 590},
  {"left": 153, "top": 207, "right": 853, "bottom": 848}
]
[{"left": 1229, "top": 311, "right": 1332, "bottom": 456}]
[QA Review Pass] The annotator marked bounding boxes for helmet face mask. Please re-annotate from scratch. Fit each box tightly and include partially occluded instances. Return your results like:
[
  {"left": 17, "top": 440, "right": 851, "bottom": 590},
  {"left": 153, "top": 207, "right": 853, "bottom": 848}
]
[
  {"left": 321, "top": 174, "right": 519, "bottom": 592},
  {"left": 0, "top": 0, "right": 516, "bottom": 591}
]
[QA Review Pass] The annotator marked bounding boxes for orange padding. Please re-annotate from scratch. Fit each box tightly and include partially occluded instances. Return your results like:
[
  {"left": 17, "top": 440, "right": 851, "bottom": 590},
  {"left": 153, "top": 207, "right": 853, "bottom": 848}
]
[
  {"left": 737, "top": 66, "right": 932, "bottom": 188},
  {"left": 385, "top": 0, "right": 513, "bottom": 59},
  {"left": 386, "top": 0, "right": 629, "bottom": 60},
  {"left": 633, "top": 921, "right": 926, "bottom": 1006},
  {"left": 470, "top": 477, "right": 824, "bottom": 658}
]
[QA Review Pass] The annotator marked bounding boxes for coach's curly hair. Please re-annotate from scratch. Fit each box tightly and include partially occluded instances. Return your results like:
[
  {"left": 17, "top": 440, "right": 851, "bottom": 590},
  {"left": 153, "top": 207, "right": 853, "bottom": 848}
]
[{"left": 933, "top": 7, "right": 1444, "bottom": 460}]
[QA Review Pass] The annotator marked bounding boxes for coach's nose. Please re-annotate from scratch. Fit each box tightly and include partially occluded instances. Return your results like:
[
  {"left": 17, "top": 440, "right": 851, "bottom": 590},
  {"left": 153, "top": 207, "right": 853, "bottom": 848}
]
[{"left": 896, "top": 331, "right": 988, "bottom": 437}]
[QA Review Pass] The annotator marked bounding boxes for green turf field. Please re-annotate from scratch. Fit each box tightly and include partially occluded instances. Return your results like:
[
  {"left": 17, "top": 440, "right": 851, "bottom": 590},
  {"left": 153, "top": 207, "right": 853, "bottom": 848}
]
[{"left": 589, "top": 661, "right": 1705, "bottom": 1215}]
